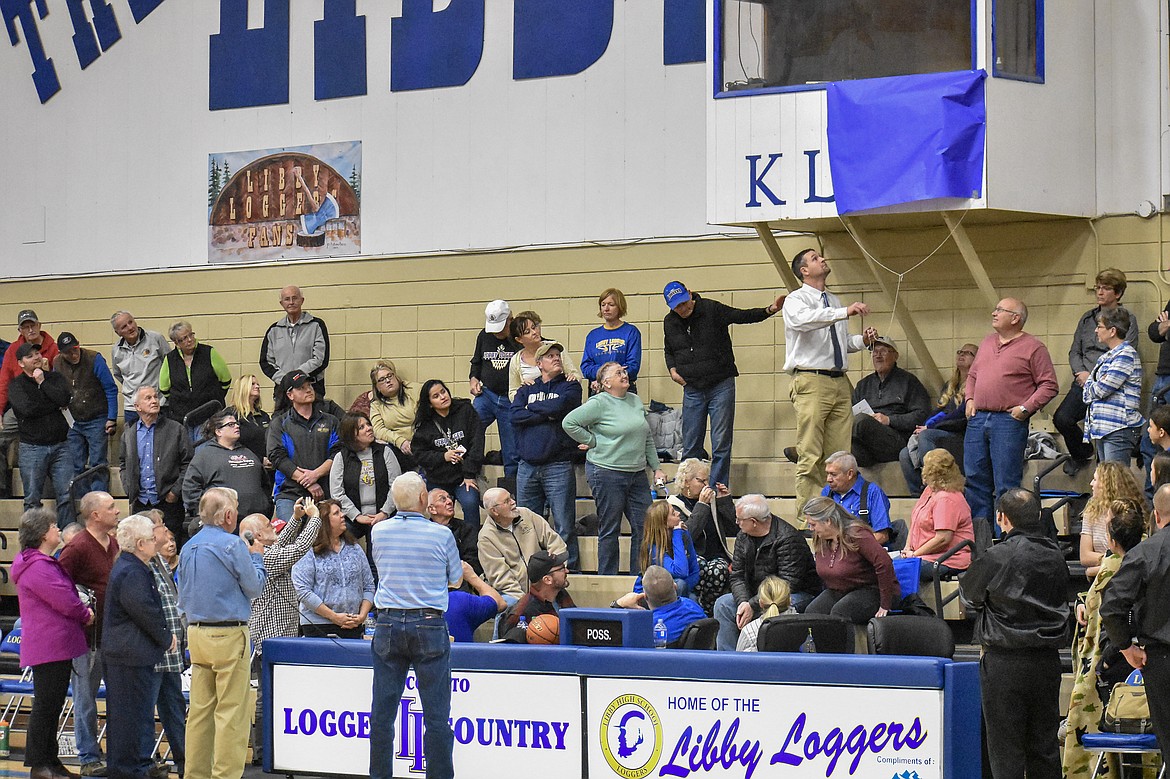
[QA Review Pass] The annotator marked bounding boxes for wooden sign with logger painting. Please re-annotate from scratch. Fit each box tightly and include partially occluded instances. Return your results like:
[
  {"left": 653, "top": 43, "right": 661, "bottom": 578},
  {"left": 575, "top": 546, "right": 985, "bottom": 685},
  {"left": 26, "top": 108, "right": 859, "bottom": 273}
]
[{"left": 208, "top": 141, "right": 361, "bottom": 263}]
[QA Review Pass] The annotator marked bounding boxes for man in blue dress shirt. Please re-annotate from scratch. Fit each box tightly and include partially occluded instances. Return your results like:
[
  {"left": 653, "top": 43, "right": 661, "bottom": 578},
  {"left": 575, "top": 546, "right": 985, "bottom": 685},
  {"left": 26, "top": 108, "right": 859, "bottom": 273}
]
[
  {"left": 820, "top": 450, "right": 896, "bottom": 548},
  {"left": 177, "top": 487, "right": 266, "bottom": 779},
  {"left": 369, "top": 472, "right": 463, "bottom": 779}
]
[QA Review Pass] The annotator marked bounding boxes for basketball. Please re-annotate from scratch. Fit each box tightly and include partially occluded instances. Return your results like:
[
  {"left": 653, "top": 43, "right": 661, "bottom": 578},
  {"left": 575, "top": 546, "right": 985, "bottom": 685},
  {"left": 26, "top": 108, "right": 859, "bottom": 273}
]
[{"left": 526, "top": 614, "right": 560, "bottom": 645}]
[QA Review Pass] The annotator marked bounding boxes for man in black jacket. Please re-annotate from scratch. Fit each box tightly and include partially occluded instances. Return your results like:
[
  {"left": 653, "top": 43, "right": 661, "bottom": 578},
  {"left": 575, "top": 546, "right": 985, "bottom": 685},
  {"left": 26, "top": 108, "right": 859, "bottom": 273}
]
[
  {"left": 850, "top": 336, "right": 931, "bottom": 467},
  {"left": 662, "top": 282, "right": 784, "bottom": 491},
  {"left": 1101, "top": 484, "right": 1170, "bottom": 763},
  {"left": 9, "top": 342, "right": 75, "bottom": 528},
  {"left": 714, "top": 494, "right": 821, "bottom": 651},
  {"left": 119, "top": 386, "right": 194, "bottom": 546},
  {"left": 960, "top": 488, "right": 1070, "bottom": 779}
]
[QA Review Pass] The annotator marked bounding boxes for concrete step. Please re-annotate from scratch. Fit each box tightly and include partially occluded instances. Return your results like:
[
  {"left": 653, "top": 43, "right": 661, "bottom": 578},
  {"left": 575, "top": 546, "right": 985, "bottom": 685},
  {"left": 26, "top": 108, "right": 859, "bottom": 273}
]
[{"left": 9, "top": 467, "right": 126, "bottom": 499}]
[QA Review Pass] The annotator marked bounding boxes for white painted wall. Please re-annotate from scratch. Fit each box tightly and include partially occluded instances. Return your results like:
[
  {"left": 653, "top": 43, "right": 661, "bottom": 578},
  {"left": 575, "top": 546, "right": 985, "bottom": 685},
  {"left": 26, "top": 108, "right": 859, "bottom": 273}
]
[{"left": 0, "top": 2, "right": 717, "bottom": 279}]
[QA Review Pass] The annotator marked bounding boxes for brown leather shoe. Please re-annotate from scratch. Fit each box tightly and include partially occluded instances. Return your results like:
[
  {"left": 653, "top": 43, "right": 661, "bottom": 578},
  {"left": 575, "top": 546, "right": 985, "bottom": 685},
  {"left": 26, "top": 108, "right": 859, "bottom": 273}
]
[
  {"left": 51, "top": 766, "right": 79, "bottom": 779},
  {"left": 31, "top": 767, "right": 59, "bottom": 779}
]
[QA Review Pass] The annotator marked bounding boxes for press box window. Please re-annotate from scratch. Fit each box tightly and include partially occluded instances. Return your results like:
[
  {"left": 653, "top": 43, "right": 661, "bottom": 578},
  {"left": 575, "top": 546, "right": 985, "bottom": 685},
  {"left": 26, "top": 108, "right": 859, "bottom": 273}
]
[
  {"left": 720, "top": 0, "right": 973, "bottom": 93},
  {"left": 993, "top": 0, "right": 1043, "bottom": 81}
]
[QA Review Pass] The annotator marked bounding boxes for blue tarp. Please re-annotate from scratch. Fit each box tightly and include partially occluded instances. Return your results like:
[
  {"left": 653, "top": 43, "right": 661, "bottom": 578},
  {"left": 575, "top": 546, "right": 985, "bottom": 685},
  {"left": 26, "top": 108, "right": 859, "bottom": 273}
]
[{"left": 826, "top": 70, "right": 987, "bottom": 215}]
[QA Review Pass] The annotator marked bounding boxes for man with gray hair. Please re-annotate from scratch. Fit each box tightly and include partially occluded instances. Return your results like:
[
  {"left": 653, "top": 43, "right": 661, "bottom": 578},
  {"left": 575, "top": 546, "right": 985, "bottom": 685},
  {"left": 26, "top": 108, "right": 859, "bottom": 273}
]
[
  {"left": 120, "top": 386, "right": 193, "bottom": 547},
  {"left": 110, "top": 311, "right": 168, "bottom": 428},
  {"left": 713, "top": 494, "right": 821, "bottom": 651},
  {"left": 178, "top": 487, "right": 266, "bottom": 779},
  {"left": 615, "top": 565, "right": 707, "bottom": 644},
  {"left": 820, "top": 451, "right": 895, "bottom": 547},
  {"left": 260, "top": 285, "right": 330, "bottom": 398},
  {"left": 159, "top": 321, "right": 232, "bottom": 435},
  {"left": 368, "top": 471, "right": 462, "bottom": 779},
  {"left": 477, "top": 487, "right": 566, "bottom": 602}
]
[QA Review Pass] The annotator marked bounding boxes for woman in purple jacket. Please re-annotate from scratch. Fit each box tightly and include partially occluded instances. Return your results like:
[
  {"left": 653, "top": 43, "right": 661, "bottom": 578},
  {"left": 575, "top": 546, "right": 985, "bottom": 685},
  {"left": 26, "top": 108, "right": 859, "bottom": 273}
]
[{"left": 12, "top": 507, "right": 94, "bottom": 779}]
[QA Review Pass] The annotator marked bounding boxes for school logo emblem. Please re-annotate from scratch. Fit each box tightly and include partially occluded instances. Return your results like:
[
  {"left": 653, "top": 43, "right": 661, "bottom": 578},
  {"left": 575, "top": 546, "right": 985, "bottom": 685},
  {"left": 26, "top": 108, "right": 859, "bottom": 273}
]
[{"left": 599, "top": 694, "right": 662, "bottom": 779}]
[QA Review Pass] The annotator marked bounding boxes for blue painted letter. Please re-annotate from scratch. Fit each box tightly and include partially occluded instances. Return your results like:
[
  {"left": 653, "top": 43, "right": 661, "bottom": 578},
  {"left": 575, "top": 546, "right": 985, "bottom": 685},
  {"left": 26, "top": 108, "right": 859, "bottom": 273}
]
[
  {"left": 663, "top": 0, "right": 703, "bottom": 65},
  {"left": 1, "top": 0, "right": 59, "bottom": 103},
  {"left": 209, "top": 0, "right": 290, "bottom": 110},
  {"left": 64, "top": 0, "right": 121, "bottom": 69},
  {"left": 513, "top": 0, "right": 612, "bottom": 79},
  {"left": 746, "top": 154, "right": 784, "bottom": 207},
  {"left": 804, "top": 151, "right": 834, "bottom": 203},
  {"left": 391, "top": 0, "right": 483, "bottom": 92},
  {"left": 126, "top": 0, "right": 166, "bottom": 24},
  {"left": 315, "top": 0, "right": 366, "bottom": 100}
]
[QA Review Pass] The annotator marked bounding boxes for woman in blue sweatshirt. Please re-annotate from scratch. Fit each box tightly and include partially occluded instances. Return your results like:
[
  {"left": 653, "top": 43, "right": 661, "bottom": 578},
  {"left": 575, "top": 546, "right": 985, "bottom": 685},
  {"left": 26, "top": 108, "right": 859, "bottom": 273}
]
[{"left": 580, "top": 288, "right": 642, "bottom": 395}]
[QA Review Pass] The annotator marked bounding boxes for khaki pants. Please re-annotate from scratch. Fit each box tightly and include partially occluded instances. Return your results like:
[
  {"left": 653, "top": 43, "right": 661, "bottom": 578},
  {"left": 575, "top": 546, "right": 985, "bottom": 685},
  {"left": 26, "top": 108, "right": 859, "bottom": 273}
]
[
  {"left": 790, "top": 372, "right": 853, "bottom": 516},
  {"left": 185, "top": 625, "right": 252, "bottom": 779}
]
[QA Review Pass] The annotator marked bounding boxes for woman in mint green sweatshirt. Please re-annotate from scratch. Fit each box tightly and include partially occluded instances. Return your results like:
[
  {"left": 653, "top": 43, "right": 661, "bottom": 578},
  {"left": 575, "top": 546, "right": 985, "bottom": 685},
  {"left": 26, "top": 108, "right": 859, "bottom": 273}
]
[{"left": 563, "top": 362, "right": 666, "bottom": 576}]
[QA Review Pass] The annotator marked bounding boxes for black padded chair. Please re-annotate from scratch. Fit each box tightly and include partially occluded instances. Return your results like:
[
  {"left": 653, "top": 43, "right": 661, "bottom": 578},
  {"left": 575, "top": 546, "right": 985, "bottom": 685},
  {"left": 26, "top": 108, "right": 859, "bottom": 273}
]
[
  {"left": 756, "top": 613, "right": 854, "bottom": 654},
  {"left": 668, "top": 618, "right": 719, "bottom": 650},
  {"left": 866, "top": 614, "right": 955, "bottom": 658}
]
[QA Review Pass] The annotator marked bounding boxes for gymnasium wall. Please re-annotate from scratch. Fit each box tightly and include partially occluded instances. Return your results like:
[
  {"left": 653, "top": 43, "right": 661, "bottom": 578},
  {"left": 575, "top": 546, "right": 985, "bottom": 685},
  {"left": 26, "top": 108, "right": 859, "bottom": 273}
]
[{"left": 1, "top": 213, "right": 1166, "bottom": 467}]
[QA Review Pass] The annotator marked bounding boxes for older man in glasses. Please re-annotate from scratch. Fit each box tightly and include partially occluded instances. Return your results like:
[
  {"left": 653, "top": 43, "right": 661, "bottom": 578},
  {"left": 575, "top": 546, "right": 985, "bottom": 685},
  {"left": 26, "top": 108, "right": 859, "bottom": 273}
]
[{"left": 963, "top": 299, "right": 1058, "bottom": 543}]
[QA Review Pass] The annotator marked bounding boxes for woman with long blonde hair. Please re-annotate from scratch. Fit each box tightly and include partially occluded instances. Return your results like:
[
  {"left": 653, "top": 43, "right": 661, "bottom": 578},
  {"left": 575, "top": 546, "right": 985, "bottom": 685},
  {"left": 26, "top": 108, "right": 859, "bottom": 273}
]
[
  {"left": 900, "top": 342, "right": 978, "bottom": 495},
  {"left": 226, "top": 373, "right": 270, "bottom": 466},
  {"left": 1080, "top": 460, "right": 1144, "bottom": 578},
  {"left": 635, "top": 500, "right": 699, "bottom": 598}
]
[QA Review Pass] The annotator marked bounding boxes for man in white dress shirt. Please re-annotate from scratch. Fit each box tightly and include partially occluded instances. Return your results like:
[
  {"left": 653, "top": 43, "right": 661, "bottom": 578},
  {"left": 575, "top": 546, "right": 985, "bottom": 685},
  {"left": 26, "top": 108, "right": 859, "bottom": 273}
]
[{"left": 782, "top": 249, "right": 876, "bottom": 516}]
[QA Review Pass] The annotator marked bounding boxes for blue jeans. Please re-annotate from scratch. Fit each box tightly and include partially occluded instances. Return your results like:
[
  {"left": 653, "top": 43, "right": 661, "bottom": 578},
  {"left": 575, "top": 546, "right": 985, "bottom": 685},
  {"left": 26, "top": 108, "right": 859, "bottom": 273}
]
[
  {"left": 68, "top": 416, "right": 110, "bottom": 494},
  {"left": 963, "top": 411, "right": 1029, "bottom": 533},
  {"left": 1095, "top": 425, "right": 1141, "bottom": 464},
  {"left": 274, "top": 498, "right": 297, "bottom": 523},
  {"left": 473, "top": 387, "right": 517, "bottom": 478},
  {"left": 71, "top": 647, "right": 105, "bottom": 764},
  {"left": 156, "top": 670, "right": 185, "bottom": 770},
  {"left": 105, "top": 663, "right": 160, "bottom": 779},
  {"left": 899, "top": 428, "right": 964, "bottom": 496},
  {"left": 586, "top": 462, "right": 651, "bottom": 576},
  {"left": 20, "top": 441, "right": 75, "bottom": 529},
  {"left": 369, "top": 610, "right": 454, "bottom": 779},
  {"left": 681, "top": 377, "right": 736, "bottom": 489},
  {"left": 517, "top": 460, "right": 578, "bottom": 569}
]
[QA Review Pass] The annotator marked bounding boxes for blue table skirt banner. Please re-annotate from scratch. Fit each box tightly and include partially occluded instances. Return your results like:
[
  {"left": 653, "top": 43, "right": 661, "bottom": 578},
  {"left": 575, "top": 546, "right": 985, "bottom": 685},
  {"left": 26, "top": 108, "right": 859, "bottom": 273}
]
[{"left": 826, "top": 69, "right": 987, "bottom": 215}]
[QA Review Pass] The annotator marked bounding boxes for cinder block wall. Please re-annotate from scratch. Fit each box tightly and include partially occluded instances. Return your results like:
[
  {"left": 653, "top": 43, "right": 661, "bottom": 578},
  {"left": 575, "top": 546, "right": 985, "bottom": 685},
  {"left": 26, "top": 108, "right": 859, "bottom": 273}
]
[{"left": 4, "top": 213, "right": 1168, "bottom": 483}]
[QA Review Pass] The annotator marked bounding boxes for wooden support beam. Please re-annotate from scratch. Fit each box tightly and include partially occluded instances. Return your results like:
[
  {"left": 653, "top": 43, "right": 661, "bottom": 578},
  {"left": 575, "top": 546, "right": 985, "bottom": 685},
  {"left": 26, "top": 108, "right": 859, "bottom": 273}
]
[
  {"left": 754, "top": 222, "right": 801, "bottom": 292},
  {"left": 942, "top": 211, "right": 1000, "bottom": 310},
  {"left": 842, "top": 216, "right": 945, "bottom": 390}
]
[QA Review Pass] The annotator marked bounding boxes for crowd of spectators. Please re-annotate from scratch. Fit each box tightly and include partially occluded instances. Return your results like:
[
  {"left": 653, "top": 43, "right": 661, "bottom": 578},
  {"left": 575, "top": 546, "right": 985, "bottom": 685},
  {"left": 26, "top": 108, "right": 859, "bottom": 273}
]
[{"left": 5, "top": 263, "right": 1170, "bottom": 776}]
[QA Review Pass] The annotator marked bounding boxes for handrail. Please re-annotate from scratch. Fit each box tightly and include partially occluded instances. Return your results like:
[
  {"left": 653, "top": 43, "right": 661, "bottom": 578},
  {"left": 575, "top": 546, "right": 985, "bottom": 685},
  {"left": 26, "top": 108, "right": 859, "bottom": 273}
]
[
  {"left": 68, "top": 463, "right": 110, "bottom": 507},
  {"left": 931, "top": 539, "right": 976, "bottom": 617}
]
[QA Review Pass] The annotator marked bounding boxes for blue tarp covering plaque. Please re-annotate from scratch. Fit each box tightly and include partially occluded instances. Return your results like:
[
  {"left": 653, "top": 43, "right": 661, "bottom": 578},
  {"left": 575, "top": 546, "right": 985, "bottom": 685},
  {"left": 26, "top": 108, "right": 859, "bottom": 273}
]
[{"left": 826, "top": 69, "right": 987, "bottom": 214}]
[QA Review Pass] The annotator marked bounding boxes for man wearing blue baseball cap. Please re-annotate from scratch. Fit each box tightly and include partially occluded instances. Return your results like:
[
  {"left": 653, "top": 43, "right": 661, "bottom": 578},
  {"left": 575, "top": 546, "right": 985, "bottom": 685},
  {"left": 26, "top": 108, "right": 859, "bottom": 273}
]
[{"left": 662, "top": 281, "right": 785, "bottom": 490}]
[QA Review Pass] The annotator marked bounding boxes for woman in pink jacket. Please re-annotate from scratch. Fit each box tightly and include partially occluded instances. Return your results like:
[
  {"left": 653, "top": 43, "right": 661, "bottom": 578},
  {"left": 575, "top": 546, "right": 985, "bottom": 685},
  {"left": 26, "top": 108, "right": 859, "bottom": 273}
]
[{"left": 12, "top": 507, "right": 94, "bottom": 779}]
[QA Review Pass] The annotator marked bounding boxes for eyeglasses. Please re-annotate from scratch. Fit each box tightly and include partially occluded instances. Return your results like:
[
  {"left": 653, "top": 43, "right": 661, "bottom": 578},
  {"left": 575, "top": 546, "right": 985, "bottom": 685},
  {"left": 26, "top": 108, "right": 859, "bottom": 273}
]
[
  {"left": 956, "top": 350, "right": 976, "bottom": 357},
  {"left": 992, "top": 307, "right": 1020, "bottom": 316},
  {"left": 375, "top": 375, "right": 396, "bottom": 385},
  {"left": 217, "top": 421, "right": 240, "bottom": 430},
  {"left": 175, "top": 333, "right": 196, "bottom": 344},
  {"left": 1095, "top": 285, "right": 1117, "bottom": 293}
]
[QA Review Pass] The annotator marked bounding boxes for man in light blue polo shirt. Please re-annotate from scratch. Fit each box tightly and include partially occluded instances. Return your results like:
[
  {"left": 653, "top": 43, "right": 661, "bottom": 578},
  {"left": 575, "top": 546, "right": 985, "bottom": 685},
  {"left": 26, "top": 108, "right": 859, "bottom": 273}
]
[
  {"left": 369, "top": 472, "right": 463, "bottom": 779},
  {"left": 177, "top": 487, "right": 266, "bottom": 779},
  {"left": 820, "top": 450, "right": 897, "bottom": 548}
]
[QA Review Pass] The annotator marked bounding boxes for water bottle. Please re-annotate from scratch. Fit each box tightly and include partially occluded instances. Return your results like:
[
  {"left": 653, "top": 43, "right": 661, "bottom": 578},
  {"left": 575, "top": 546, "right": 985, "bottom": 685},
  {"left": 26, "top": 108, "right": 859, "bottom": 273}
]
[
  {"left": 363, "top": 615, "right": 376, "bottom": 641},
  {"left": 0, "top": 718, "right": 10, "bottom": 757},
  {"left": 517, "top": 615, "right": 528, "bottom": 634},
  {"left": 654, "top": 619, "right": 668, "bottom": 649},
  {"left": 799, "top": 629, "right": 816, "bottom": 654},
  {"left": 652, "top": 478, "right": 667, "bottom": 500}
]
